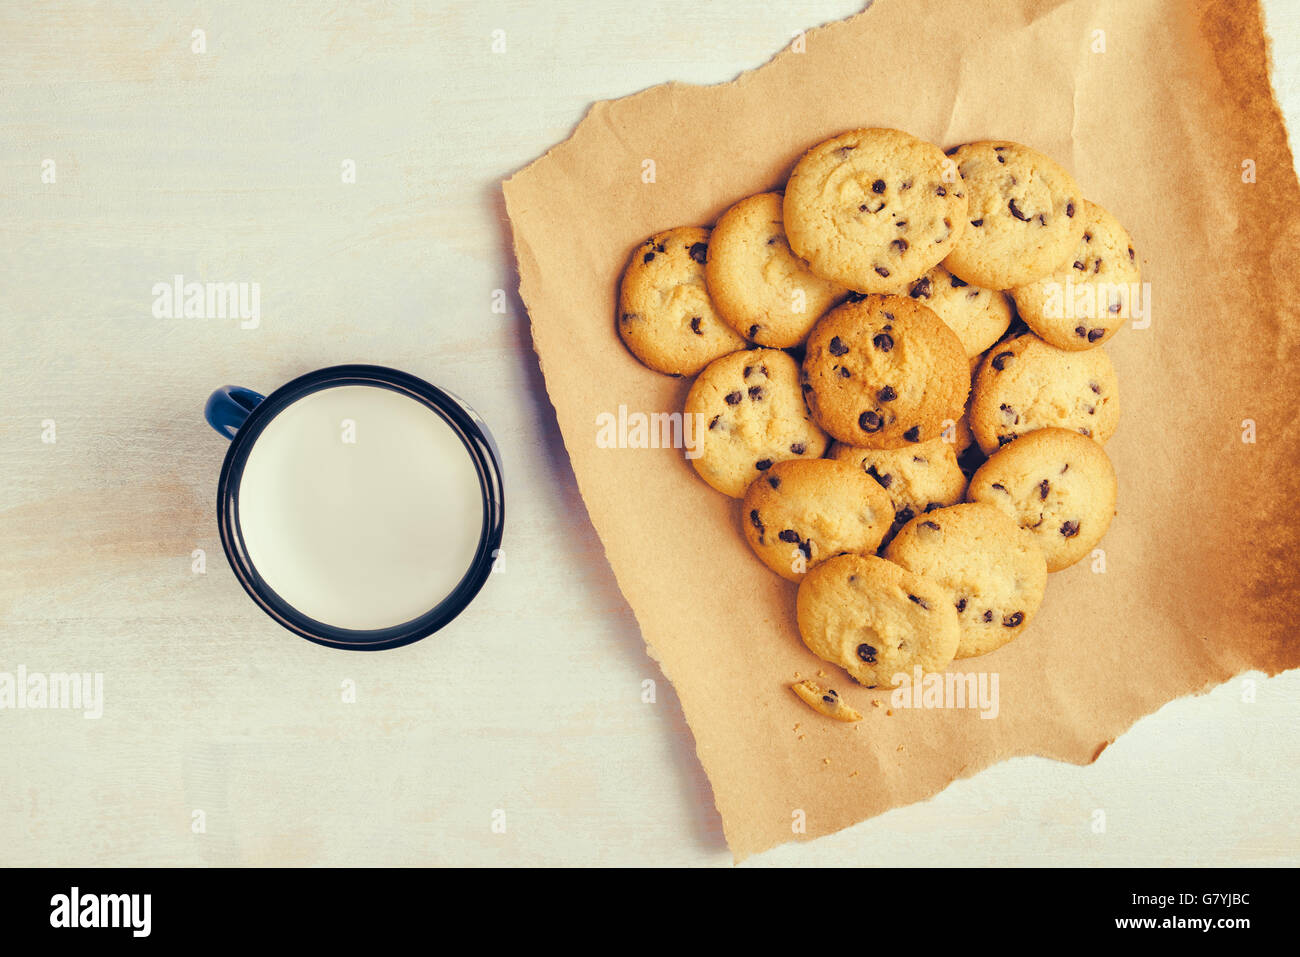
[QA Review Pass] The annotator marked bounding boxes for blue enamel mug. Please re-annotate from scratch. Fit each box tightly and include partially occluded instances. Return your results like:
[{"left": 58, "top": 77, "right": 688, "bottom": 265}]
[{"left": 205, "top": 365, "right": 504, "bottom": 651}]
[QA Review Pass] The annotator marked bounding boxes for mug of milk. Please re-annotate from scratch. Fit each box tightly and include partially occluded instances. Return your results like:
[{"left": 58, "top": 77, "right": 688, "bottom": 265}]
[{"left": 204, "top": 365, "right": 504, "bottom": 650}]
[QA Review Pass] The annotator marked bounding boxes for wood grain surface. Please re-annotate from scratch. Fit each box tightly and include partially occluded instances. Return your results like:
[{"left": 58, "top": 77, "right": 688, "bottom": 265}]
[{"left": 1, "top": 0, "right": 1296, "bottom": 866}]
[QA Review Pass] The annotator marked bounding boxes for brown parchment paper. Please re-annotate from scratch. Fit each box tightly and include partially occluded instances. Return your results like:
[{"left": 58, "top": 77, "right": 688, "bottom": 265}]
[{"left": 504, "top": 0, "right": 1300, "bottom": 860}]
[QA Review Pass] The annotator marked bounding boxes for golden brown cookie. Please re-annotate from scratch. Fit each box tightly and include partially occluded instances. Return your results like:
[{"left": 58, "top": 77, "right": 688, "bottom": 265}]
[
  {"left": 618, "top": 226, "right": 746, "bottom": 376},
  {"left": 969, "top": 332, "right": 1120, "bottom": 455},
  {"left": 742, "top": 458, "right": 893, "bottom": 581},
  {"left": 829, "top": 438, "right": 968, "bottom": 541},
  {"left": 895, "top": 263, "right": 1013, "bottom": 358},
  {"left": 1010, "top": 200, "right": 1141, "bottom": 351},
  {"left": 705, "top": 192, "right": 848, "bottom": 348},
  {"left": 967, "top": 427, "right": 1117, "bottom": 572},
  {"left": 943, "top": 141, "right": 1086, "bottom": 289},
  {"left": 884, "top": 503, "right": 1048, "bottom": 659},
  {"left": 784, "top": 128, "right": 968, "bottom": 293},
  {"left": 796, "top": 554, "right": 960, "bottom": 689},
  {"left": 802, "top": 295, "right": 968, "bottom": 448},
  {"left": 685, "top": 349, "right": 829, "bottom": 497}
]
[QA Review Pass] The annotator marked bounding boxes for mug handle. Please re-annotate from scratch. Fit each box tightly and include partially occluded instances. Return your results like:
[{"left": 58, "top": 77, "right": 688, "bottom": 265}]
[{"left": 205, "top": 386, "right": 265, "bottom": 439}]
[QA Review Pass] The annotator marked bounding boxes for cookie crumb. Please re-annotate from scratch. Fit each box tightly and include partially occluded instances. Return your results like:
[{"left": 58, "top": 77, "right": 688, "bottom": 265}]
[{"left": 791, "top": 679, "right": 863, "bottom": 722}]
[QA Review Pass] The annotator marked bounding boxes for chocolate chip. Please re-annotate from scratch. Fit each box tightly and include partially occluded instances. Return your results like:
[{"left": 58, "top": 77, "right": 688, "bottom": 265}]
[
  {"left": 767, "top": 476, "right": 780, "bottom": 489},
  {"left": 749, "top": 509, "right": 763, "bottom": 530},
  {"left": 859, "top": 411, "right": 883, "bottom": 432},
  {"left": 997, "top": 434, "right": 1014, "bottom": 447},
  {"left": 873, "top": 332, "right": 894, "bottom": 351},
  {"left": 1002, "top": 612, "right": 1024, "bottom": 627},
  {"left": 755, "top": 459, "right": 773, "bottom": 471},
  {"left": 690, "top": 316, "right": 703, "bottom": 334},
  {"left": 743, "top": 365, "right": 753, "bottom": 377},
  {"left": 839, "top": 367, "right": 851, "bottom": 378},
  {"left": 903, "top": 426, "right": 921, "bottom": 442},
  {"left": 872, "top": 179, "right": 886, "bottom": 193},
  {"left": 1008, "top": 198, "right": 1029, "bottom": 221},
  {"left": 1088, "top": 328, "right": 1105, "bottom": 342},
  {"left": 620, "top": 312, "right": 634, "bottom": 324},
  {"left": 749, "top": 386, "right": 765, "bottom": 401},
  {"left": 798, "top": 541, "right": 812, "bottom": 559},
  {"left": 891, "top": 238, "right": 909, "bottom": 253},
  {"left": 878, "top": 385, "right": 898, "bottom": 402},
  {"left": 895, "top": 505, "right": 915, "bottom": 525},
  {"left": 1090, "top": 381, "right": 1101, "bottom": 394},
  {"left": 950, "top": 275, "right": 968, "bottom": 287},
  {"left": 725, "top": 391, "right": 742, "bottom": 405},
  {"left": 642, "top": 252, "right": 655, "bottom": 263},
  {"left": 908, "top": 594, "right": 930, "bottom": 609},
  {"left": 936, "top": 185, "right": 947, "bottom": 196},
  {"left": 688, "top": 242, "right": 707, "bottom": 264},
  {"left": 1060, "top": 520, "right": 1080, "bottom": 538},
  {"left": 864, "top": 464, "right": 892, "bottom": 489},
  {"left": 982, "top": 610, "right": 994, "bottom": 623},
  {"left": 828, "top": 336, "right": 849, "bottom": 356},
  {"left": 919, "top": 521, "right": 940, "bottom": 531},
  {"left": 997, "top": 154, "right": 1006, "bottom": 164},
  {"left": 999, "top": 402, "right": 1016, "bottom": 422},
  {"left": 1037, "top": 213, "right": 1047, "bottom": 226},
  {"left": 910, "top": 276, "right": 932, "bottom": 299},
  {"left": 1073, "top": 261, "right": 1085, "bottom": 271},
  {"left": 991, "top": 482, "right": 1006, "bottom": 491},
  {"left": 1079, "top": 427, "right": 1092, "bottom": 437},
  {"left": 1108, "top": 302, "right": 1122, "bottom": 314},
  {"left": 822, "top": 694, "right": 837, "bottom": 705},
  {"left": 748, "top": 324, "right": 760, "bottom": 338},
  {"left": 955, "top": 597, "right": 968, "bottom": 613},
  {"left": 857, "top": 644, "right": 877, "bottom": 664},
  {"left": 1128, "top": 246, "right": 1135, "bottom": 260},
  {"left": 875, "top": 266, "right": 891, "bottom": 277},
  {"left": 778, "top": 529, "right": 801, "bottom": 543},
  {"left": 790, "top": 443, "right": 806, "bottom": 455},
  {"left": 896, "top": 220, "right": 908, "bottom": 228},
  {"left": 708, "top": 415, "right": 720, "bottom": 430},
  {"left": 970, "top": 219, "right": 983, "bottom": 227},
  {"left": 1066, "top": 202, "right": 1075, "bottom": 217},
  {"left": 1039, "top": 479, "right": 1050, "bottom": 499},
  {"left": 1084, "top": 232, "right": 1093, "bottom": 242},
  {"left": 1076, "top": 326, "right": 1088, "bottom": 337}
]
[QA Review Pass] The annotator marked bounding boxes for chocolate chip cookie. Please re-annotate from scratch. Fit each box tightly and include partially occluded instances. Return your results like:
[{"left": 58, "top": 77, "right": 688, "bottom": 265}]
[
  {"left": 802, "top": 294, "right": 969, "bottom": 448},
  {"left": 618, "top": 226, "right": 747, "bottom": 376},
  {"left": 883, "top": 503, "right": 1048, "bottom": 659},
  {"left": 969, "top": 331, "right": 1120, "bottom": 454},
  {"left": 685, "top": 348, "right": 829, "bottom": 497},
  {"left": 1010, "top": 200, "right": 1141, "bottom": 351},
  {"left": 943, "top": 141, "right": 1086, "bottom": 289},
  {"left": 784, "top": 128, "right": 968, "bottom": 293},
  {"left": 705, "top": 192, "right": 848, "bottom": 348},
  {"left": 829, "top": 438, "right": 968, "bottom": 541},
  {"left": 742, "top": 458, "right": 893, "bottom": 581},
  {"left": 895, "top": 263, "right": 1013, "bottom": 358},
  {"left": 795, "top": 554, "right": 961, "bottom": 689},
  {"left": 967, "top": 427, "right": 1117, "bottom": 572}
]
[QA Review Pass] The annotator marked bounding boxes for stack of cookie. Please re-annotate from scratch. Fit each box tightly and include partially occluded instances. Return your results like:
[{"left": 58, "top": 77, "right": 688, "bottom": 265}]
[{"left": 617, "top": 128, "right": 1136, "bottom": 707}]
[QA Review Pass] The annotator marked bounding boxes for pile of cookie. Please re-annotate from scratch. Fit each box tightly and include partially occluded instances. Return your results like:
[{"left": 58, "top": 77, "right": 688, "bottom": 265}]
[{"left": 617, "top": 128, "right": 1136, "bottom": 716}]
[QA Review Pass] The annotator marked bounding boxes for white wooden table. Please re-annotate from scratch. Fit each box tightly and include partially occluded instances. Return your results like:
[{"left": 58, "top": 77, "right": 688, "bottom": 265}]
[{"left": 1, "top": 0, "right": 1296, "bottom": 866}]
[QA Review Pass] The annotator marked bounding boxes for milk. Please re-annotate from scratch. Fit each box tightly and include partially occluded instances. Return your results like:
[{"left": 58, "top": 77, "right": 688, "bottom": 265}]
[{"left": 236, "top": 385, "right": 486, "bottom": 631}]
